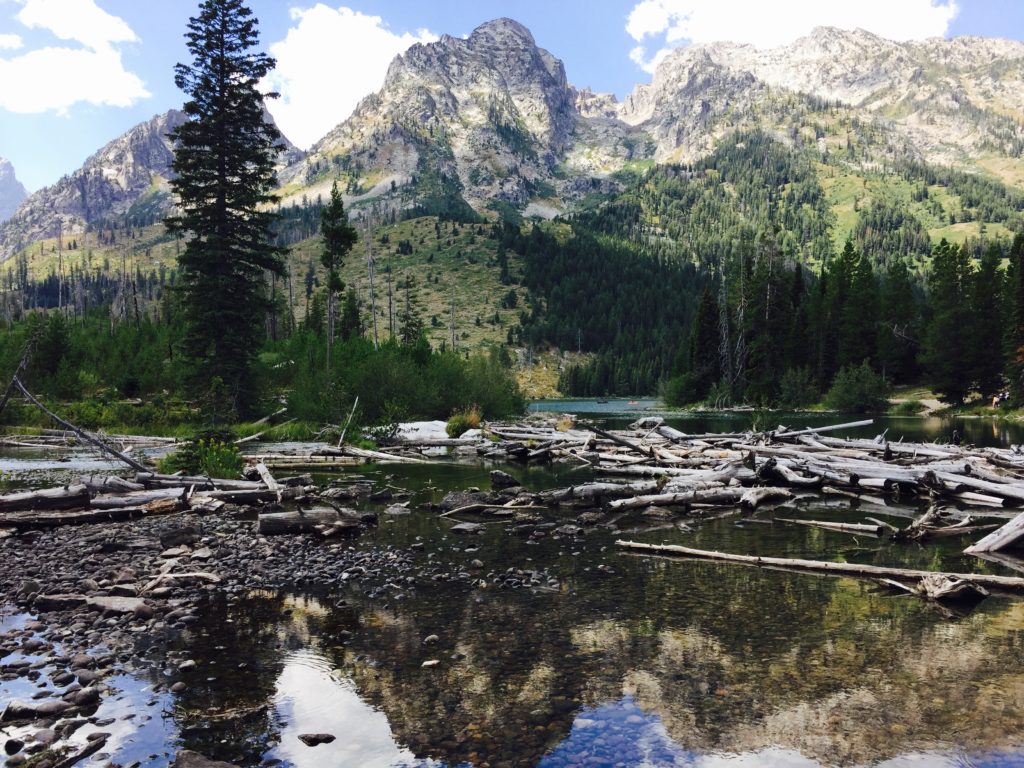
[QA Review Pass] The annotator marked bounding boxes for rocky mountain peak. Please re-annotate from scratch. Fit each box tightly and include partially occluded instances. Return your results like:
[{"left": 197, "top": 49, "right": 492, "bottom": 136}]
[
  {"left": 291, "top": 16, "right": 581, "bottom": 212},
  {"left": 0, "top": 158, "right": 27, "bottom": 223},
  {"left": 467, "top": 17, "right": 536, "bottom": 47}
]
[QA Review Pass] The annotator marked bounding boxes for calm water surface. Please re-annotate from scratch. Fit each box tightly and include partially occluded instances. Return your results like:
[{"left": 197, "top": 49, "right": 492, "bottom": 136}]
[{"left": 5, "top": 408, "right": 1024, "bottom": 767}]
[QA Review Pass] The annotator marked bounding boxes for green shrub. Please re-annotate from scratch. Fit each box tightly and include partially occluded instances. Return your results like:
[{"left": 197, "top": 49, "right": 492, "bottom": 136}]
[
  {"left": 826, "top": 362, "right": 891, "bottom": 413},
  {"left": 891, "top": 399, "right": 925, "bottom": 415},
  {"left": 777, "top": 367, "right": 818, "bottom": 409},
  {"left": 158, "top": 429, "right": 242, "bottom": 478},
  {"left": 447, "top": 406, "right": 481, "bottom": 438}
]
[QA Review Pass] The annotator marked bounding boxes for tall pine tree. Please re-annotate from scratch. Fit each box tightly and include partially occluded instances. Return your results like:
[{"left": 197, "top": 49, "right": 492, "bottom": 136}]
[
  {"left": 167, "top": 0, "right": 283, "bottom": 418},
  {"left": 970, "top": 242, "right": 1005, "bottom": 398},
  {"left": 1007, "top": 234, "right": 1024, "bottom": 401},
  {"left": 922, "top": 239, "right": 971, "bottom": 404},
  {"left": 320, "top": 182, "right": 358, "bottom": 369}
]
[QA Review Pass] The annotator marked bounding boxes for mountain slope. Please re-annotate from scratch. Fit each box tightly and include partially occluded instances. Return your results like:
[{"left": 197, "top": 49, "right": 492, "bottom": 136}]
[
  {"left": 0, "top": 109, "right": 303, "bottom": 262},
  {"left": 0, "top": 111, "right": 187, "bottom": 260},
  {"left": 278, "top": 18, "right": 640, "bottom": 218},
  {"left": 633, "top": 27, "right": 1024, "bottom": 169},
  {"left": 0, "top": 159, "right": 27, "bottom": 223}
]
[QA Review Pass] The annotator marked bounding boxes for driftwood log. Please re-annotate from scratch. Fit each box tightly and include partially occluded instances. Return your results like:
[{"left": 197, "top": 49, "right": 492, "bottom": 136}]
[
  {"left": 257, "top": 507, "right": 365, "bottom": 535},
  {"left": 616, "top": 540, "right": 1024, "bottom": 594}
]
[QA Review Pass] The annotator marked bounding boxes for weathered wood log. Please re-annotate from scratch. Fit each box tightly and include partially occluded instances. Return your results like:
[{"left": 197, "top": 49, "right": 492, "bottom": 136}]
[
  {"left": 201, "top": 486, "right": 312, "bottom": 504},
  {"left": 135, "top": 472, "right": 263, "bottom": 490},
  {"left": 739, "top": 487, "right": 793, "bottom": 508},
  {"left": 964, "top": 509, "right": 1024, "bottom": 554},
  {"left": 775, "top": 518, "right": 885, "bottom": 536},
  {"left": 771, "top": 419, "right": 874, "bottom": 438},
  {"left": 607, "top": 487, "right": 745, "bottom": 511},
  {"left": 581, "top": 424, "right": 652, "bottom": 458},
  {"left": 0, "top": 484, "right": 91, "bottom": 513},
  {"left": 254, "top": 462, "right": 282, "bottom": 491},
  {"left": 932, "top": 471, "right": 1024, "bottom": 503},
  {"left": 79, "top": 475, "right": 145, "bottom": 493},
  {"left": 0, "top": 506, "right": 147, "bottom": 528},
  {"left": 257, "top": 507, "right": 361, "bottom": 535},
  {"left": 13, "top": 377, "right": 148, "bottom": 472},
  {"left": 323, "top": 445, "right": 431, "bottom": 464},
  {"left": 91, "top": 487, "right": 186, "bottom": 509},
  {"left": 615, "top": 540, "right": 1024, "bottom": 592}
]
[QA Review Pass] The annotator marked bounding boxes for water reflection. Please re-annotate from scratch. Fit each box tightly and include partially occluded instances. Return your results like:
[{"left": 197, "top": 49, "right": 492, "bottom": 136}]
[
  {"left": 171, "top": 540, "right": 1024, "bottom": 767},
  {"left": 265, "top": 649, "right": 421, "bottom": 767},
  {"left": 528, "top": 400, "right": 1024, "bottom": 448}
]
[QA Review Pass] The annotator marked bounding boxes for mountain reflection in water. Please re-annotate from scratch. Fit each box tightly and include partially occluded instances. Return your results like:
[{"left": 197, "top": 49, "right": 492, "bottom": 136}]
[{"left": 166, "top": 512, "right": 1024, "bottom": 768}]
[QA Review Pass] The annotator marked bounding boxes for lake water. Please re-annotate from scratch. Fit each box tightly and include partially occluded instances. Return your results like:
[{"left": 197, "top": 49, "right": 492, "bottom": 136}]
[
  {"left": 529, "top": 398, "right": 1024, "bottom": 448},
  {"left": 5, "top": 410, "right": 1024, "bottom": 767}
]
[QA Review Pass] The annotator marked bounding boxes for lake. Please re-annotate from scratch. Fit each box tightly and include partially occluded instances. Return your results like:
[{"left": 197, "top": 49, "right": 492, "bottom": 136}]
[{"left": 3, "top": 409, "right": 1024, "bottom": 767}]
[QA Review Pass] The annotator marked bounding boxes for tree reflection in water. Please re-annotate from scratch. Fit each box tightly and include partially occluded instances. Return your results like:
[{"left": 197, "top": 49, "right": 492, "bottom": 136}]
[{"left": 166, "top": 503, "right": 1024, "bottom": 767}]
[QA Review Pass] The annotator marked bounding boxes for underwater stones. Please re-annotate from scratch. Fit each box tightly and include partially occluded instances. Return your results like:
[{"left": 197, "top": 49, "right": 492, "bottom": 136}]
[
  {"left": 173, "top": 751, "right": 239, "bottom": 767},
  {"left": 297, "top": 733, "right": 336, "bottom": 746},
  {"left": 1, "top": 699, "right": 75, "bottom": 721},
  {"left": 490, "top": 470, "right": 520, "bottom": 489}
]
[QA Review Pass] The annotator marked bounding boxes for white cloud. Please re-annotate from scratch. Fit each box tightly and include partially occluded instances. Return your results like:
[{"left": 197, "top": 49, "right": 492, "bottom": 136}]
[
  {"left": 626, "top": 0, "right": 960, "bottom": 73},
  {"left": 263, "top": 4, "right": 437, "bottom": 149},
  {"left": 0, "top": 0, "right": 148, "bottom": 114},
  {"left": 17, "top": 0, "right": 137, "bottom": 49}
]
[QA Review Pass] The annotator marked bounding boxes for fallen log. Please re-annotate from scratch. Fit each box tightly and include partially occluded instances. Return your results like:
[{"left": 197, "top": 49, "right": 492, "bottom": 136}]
[
  {"left": 257, "top": 507, "right": 363, "bottom": 535},
  {"left": 0, "top": 484, "right": 90, "bottom": 513},
  {"left": 91, "top": 487, "right": 186, "bottom": 509},
  {"left": 739, "top": 487, "right": 793, "bottom": 508},
  {"left": 324, "top": 445, "right": 432, "bottom": 464},
  {"left": 771, "top": 419, "right": 874, "bottom": 438},
  {"left": 201, "top": 486, "right": 312, "bottom": 504},
  {"left": 0, "top": 507, "right": 148, "bottom": 528},
  {"left": 607, "top": 487, "right": 745, "bottom": 511},
  {"left": 135, "top": 472, "right": 263, "bottom": 490},
  {"left": 615, "top": 540, "right": 1024, "bottom": 593},
  {"left": 254, "top": 461, "right": 282, "bottom": 491},
  {"left": 13, "top": 377, "right": 148, "bottom": 472},
  {"left": 775, "top": 518, "right": 885, "bottom": 536},
  {"left": 964, "top": 509, "right": 1024, "bottom": 554},
  {"left": 581, "top": 424, "right": 652, "bottom": 458}
]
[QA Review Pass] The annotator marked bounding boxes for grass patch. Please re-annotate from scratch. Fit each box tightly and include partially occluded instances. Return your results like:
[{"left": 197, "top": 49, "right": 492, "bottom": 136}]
[{"left": 446, "top": 406, "right": 481, "bottom": 438}]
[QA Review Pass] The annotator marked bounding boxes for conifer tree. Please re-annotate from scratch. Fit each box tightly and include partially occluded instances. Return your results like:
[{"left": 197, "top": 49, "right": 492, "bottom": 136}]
[
  {"left": 1007, "top": 234, "right": 1024, "bottom": 401},
  {"left": 970, "top": 242, "right": 1005, "bottom": 397},
  {"left": 320, "top": 182, "right": 358, "bottom": 368},
  {"left": 922, "top": 239, "right": 971, "bottom": 403},
  {"left": 167, "top": 0, "right": 283, "bottom": 417},
  {"left": 687, "top": 285, "right": 721, "bottom": 398},
  {"left": 877, "top": 259, "right": 919, "bottom": 383}
]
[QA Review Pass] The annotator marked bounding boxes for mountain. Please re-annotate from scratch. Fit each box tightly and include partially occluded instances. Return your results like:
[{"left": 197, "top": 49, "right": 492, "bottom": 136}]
[
  {"left": 4, "top": 20, "right": 1024, "bottom": 261},
  {"left": 0, "top": 110, "right": 186, "bottom": 260},
  {"left": 627, "top": 27, "right": 1024, "bottom": 170},
  {"left": 278, "top": 22, "right": 1024, "bottom": 222},
  {"left": 0, "top": 159, "right": 28, "bottom": 224},
  {"left": 279, "top": 18, "right": 640, "bottom": 217},
  {"left": 0, "top": 109, "right": 303, "bottom": 261}
]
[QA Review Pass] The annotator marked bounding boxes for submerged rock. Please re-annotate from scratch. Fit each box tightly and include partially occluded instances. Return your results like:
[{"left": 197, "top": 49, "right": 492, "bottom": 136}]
[
  {"left": 173, "top": 751, "right": 239, "bottom": 768},
  {"left": 297, "top": 733, "right": 336, "bottom": 746},
  {"left": 490, "top": 470, "right": 520, "bottom": 489}
]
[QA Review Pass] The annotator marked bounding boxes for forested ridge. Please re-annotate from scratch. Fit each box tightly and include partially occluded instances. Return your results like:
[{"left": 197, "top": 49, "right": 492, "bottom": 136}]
[
  {"left": 4, "top": 127, "right": 1024, "bottom": 417},
  {"left": 505, "top": 130, "right": 1024, "bottom": 405}
]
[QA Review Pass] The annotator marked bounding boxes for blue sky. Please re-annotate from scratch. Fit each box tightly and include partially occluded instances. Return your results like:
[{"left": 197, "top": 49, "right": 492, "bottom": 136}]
[{"left": 1, "top": 0, "right": 1022, "bottom": 192}]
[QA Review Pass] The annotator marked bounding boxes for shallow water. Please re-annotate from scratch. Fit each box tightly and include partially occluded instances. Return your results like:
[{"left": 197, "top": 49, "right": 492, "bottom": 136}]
[
  {"left": 101, "top": 498, "right": 1024, "bottom": 768},
  {"left": 5, "top": 414, "right": 1024, "bottom": 766},
  {"left": 529, "top": 399, "right": 1024, "bottom": 448}
]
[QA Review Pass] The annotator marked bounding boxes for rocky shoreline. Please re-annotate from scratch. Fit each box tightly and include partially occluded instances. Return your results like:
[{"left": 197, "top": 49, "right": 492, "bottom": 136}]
[{"left": 0, "top": 478, "right": 575, "bottom": 768}]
